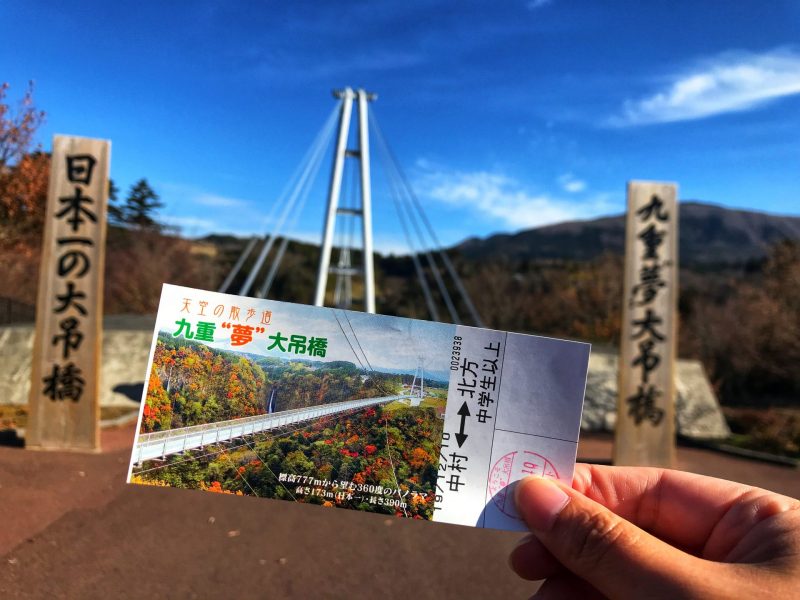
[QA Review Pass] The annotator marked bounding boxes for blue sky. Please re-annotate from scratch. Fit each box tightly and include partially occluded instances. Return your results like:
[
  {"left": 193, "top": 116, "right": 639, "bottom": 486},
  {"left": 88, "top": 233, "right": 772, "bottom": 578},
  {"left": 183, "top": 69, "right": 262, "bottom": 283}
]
[{"left": 2, "top": 1, "right": 799, "bottom": 253}]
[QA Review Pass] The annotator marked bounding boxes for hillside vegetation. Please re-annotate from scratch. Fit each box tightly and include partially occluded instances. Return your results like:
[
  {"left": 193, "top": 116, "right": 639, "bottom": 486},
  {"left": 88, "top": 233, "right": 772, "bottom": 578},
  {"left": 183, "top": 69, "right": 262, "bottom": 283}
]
[
  {"left": 1, "top": 83, "right": 797, "bottom": 423},
  {"left": 142, "top": 334, "right": 404, "bottom": 433}
]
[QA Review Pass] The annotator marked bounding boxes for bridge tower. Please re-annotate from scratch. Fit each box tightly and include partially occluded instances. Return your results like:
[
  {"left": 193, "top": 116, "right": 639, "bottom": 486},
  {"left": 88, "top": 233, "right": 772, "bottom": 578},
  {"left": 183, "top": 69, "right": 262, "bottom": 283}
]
[
  {"left": 314, "top": 87, "right": 377, "bottom": 313},
  {"left": 219, "top": 88, "right": 484, "bottom": 327},
  {"left": 409, "top": 357, "right": 424, "bottom": 407}
]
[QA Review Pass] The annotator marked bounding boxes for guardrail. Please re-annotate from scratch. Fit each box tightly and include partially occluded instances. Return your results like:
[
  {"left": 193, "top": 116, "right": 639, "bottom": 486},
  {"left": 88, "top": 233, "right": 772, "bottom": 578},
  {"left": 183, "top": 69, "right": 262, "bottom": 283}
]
[{"left": 132, "top": 394, "right": 410, "bottom": 464}]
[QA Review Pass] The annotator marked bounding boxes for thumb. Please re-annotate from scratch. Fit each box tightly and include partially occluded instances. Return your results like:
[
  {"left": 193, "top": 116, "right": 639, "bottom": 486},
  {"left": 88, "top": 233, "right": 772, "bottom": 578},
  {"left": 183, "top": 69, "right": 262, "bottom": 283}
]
[{"left": 514, "top": 476, "right": 712, "bottom": 599}]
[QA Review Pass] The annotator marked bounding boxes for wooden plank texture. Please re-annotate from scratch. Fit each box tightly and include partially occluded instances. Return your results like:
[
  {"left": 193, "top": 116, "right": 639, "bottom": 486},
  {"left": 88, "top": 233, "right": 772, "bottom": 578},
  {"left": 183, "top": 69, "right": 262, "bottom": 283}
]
[
  {"left": 27, "top": 135, "right": 110, "bottom": 451},
  {"left": 613, "top": 181, "right": 678, "bottom": 467}
]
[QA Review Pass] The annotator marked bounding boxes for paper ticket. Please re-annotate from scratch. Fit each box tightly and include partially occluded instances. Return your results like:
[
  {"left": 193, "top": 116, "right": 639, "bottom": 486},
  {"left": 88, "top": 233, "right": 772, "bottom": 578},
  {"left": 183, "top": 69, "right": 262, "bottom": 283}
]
[{"left": 128, "top": 284, "right": 590, "bottom": 532}]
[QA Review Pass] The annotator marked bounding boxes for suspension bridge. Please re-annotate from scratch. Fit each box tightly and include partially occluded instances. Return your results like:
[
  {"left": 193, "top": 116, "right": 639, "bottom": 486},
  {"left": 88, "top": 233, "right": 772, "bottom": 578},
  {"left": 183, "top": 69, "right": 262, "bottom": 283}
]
[
  {"left": 132, "top": 306, "right": 430, "bottom": 466},
  {"left": 132, "top": 393, "right": 414, "bottom": 465},
  {"left": 217, "top": 87, "right": 483, "bottom": 326}
]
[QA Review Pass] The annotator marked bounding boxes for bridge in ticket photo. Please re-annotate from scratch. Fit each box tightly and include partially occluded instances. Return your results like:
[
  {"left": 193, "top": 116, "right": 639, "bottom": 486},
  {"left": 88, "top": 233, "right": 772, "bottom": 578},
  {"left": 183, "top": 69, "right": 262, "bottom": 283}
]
[{"left": 132, "top": 393, "right": 415, "bottom": 465}]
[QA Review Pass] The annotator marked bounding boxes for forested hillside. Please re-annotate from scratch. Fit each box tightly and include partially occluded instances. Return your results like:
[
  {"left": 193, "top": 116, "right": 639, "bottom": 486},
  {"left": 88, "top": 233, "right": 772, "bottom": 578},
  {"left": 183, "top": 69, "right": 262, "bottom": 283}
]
[
  {"left": 141, "top": 335, "right": 405, "bottom": 433},
  {"left": 133, "top": 402, "right": 443, "bottom": 519}
]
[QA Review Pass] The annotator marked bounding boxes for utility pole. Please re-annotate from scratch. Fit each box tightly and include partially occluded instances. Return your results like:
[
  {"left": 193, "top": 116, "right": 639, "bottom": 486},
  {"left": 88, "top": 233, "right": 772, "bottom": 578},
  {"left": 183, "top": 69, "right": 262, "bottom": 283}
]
[{"left": 313, "top": 87, "right": 377, "bottom": 313}]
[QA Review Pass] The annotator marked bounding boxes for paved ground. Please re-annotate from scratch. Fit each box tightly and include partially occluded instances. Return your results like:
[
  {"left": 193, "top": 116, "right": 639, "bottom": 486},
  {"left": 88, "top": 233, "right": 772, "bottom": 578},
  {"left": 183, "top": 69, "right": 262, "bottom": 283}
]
[{"left": 1, "top": 426, "right": 797, "bottom": 600}]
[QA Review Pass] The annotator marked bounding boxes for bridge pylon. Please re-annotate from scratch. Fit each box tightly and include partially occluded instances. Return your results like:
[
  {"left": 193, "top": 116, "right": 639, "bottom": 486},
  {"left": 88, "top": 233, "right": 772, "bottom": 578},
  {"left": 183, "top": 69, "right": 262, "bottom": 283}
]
[
  {"left": 409, "top": 357, "right": 425, "bottom": 407},
  {"left": 314, "top": 87, "right": 377, "bottom": 313}
]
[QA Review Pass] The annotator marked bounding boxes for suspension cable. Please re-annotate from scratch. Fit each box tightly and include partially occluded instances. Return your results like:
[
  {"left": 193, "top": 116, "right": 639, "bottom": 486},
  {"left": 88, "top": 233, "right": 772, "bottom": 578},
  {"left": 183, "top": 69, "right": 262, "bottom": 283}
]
[
  {"left": 343, "top": 310, "right": 374, "bottom": 373},
  {"left": 374, "top": 117, "right": 460, "bottom": 323},
  {"left": 340, "top": 309, "right": 399, "bottom": 398},
  {"left": 254, "top": 113, "right": 333, "bottom": 299},
  {"left": 332, "top": 309, "right": 367, "bottom": 372},
  {"left": 370, "top": 111, "right": 461, "bottom": 324},
  {"left": 220, "top": 103, "right": 339, "bottom": 293},
  {"left": 369, "top": 113, "right": 439, "bottom": 321},
  {"left": 218, "top": 236, "right": 258, "bottom": 293},
  {"left": 371, "top": 108, "right": 484, "bottom": 327},
  {"left": 240, "top": 100, "right": 341, "bottom": 296},
  {"left": 372, "top": 115, "right": 460, "bottom": 323}
]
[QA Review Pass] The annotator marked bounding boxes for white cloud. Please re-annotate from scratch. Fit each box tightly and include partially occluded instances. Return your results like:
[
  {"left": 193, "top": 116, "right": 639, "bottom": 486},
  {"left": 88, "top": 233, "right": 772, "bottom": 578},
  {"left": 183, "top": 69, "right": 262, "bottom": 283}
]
[
  {"left": 159, "top": 182, "right": 253, "bottom": 209},
  {"left": 194, "top": 192, "right": 250, "bottom": 208},
  {"left": 414, "top": 157, "right": 444, "bottom": 171},
  {"left": 416, "top": 167, "right": 609, "bottom": 229},
  {"left": 161, "top": 215, "right": 217, "bottom": 232},
  {"left": 611, "top": 48, "right": 800, "bottom": 126},
  {"left": 526, "top": 0, "right": 553, "bottom": 10},
  {"left": 558, "top": 173, "right": 586, "bottom": 193},
  {"left": 156, "top": 182, "right": 270, "bottom": 235}
]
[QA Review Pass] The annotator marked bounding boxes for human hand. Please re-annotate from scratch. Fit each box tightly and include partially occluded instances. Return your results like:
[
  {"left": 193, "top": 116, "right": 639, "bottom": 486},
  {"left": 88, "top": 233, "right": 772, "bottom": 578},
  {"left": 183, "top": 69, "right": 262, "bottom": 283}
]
[{"left": 508, "top": 464, "right": 800, "bottom": 599}]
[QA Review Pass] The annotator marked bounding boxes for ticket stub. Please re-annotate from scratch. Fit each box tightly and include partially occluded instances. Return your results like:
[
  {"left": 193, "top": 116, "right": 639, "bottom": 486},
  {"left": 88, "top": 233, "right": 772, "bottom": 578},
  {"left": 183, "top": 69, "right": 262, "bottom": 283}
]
[{"left": 127, "top": 284, "right": 590, "bottom": 532}]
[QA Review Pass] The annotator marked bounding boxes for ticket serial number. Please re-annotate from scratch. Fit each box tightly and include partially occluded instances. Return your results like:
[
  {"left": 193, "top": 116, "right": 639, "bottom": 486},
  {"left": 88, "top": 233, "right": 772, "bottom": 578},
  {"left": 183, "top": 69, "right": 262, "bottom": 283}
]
[{"left": 450, "top": 335, "right": 463, "bottom": 371}]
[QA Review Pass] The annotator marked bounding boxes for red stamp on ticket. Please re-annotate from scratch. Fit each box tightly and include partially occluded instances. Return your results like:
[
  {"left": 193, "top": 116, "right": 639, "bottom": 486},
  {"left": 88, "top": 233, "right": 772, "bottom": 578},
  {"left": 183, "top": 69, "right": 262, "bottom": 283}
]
[{"left": 488, "top": 450, "right": 560, "bottom": 518}]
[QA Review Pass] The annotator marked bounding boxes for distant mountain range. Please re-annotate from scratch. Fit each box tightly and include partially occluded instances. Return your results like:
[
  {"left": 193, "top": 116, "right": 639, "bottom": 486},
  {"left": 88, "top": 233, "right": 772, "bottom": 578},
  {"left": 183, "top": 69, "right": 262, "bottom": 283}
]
[
  {"left": 455, "top": 202, "right": 800, "bottom": 265},
  {"left": 200, "top": 201, "right": 800, "bottom": 268}
]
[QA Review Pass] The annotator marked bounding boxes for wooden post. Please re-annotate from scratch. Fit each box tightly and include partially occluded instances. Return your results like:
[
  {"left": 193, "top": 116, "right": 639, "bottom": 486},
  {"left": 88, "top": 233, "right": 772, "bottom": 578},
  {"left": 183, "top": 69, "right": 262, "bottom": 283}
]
[
  {"left": 613, "top": 181, "right": 678, "bottom": 467},
  {"left": 27, "top": 135, "right": 110, "bottom": 452}
]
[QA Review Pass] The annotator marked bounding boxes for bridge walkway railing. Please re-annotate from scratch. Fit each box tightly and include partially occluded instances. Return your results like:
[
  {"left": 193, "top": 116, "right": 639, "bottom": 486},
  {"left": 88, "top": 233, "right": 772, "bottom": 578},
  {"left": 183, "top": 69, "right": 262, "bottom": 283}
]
[{"left": 133, "top": 394, "right": 410, "bottom": 464}]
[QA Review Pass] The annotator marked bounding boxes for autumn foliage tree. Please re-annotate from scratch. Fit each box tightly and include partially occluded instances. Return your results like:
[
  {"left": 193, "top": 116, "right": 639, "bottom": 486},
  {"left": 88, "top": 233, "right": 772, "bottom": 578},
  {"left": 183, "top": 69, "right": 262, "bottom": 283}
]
[
  {"left": 0, "top": 82, "right": 47, "bottom": 237},
  {"left": 135, "top": 400, "right": 442, "bottom": 519},
  {"left": 0, "top": 152, "right": 49, "bottom": 236},
  {"left": 680, "top": 241, "right": 800, "bottom": 404},
  {"left": 0, "top": 82, "right": 45, "bottom": 166},
  {"left": 0, "top": 81, "right": 219, "bottom": 313},
  {"left": 142, "top": 337, "right": 269, "bottom": 432},
  {"left": 0, "top": 82, "right": 49, "bottom": 304}
]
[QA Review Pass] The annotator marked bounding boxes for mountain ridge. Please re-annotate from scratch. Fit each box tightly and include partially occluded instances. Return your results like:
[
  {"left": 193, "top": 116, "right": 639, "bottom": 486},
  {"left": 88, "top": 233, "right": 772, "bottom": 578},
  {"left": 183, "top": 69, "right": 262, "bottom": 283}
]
[
  {"left": 453, "top": 201, "right": 800, "bottom": 265},
  {"left": 199, "top": 201, "right": 800, "bottom": 267}
]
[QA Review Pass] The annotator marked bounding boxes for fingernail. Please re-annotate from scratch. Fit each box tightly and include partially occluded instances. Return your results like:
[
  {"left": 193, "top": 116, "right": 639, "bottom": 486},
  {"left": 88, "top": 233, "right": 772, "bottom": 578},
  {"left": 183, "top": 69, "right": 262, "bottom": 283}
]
[{"left": 514, "top": 476, "right": 570, "bottom": 532}]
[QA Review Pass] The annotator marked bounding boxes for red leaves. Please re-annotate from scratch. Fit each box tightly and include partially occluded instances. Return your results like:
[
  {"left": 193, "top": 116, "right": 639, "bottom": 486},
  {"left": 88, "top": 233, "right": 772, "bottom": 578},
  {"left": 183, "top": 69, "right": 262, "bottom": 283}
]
[{"left": 408, "top": 447, "right": 432, "bottom": 469}]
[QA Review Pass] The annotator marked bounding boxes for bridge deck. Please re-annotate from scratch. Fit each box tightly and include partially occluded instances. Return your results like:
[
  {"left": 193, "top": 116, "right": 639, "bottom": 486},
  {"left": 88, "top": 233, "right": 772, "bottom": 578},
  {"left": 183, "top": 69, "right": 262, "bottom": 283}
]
[{"left": 132, "top": 394, "right": 410, "bottom": 464}]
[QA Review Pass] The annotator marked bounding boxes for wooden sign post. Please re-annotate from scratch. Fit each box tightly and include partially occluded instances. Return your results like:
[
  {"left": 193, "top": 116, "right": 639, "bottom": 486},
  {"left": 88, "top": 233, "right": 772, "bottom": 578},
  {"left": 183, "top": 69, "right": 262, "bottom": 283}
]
[
  {"left": 27, "top": 135, "right": 110, "bottom": 451},
  {"left": 613, "top": 181, "right": 678, "bottom": 467}
]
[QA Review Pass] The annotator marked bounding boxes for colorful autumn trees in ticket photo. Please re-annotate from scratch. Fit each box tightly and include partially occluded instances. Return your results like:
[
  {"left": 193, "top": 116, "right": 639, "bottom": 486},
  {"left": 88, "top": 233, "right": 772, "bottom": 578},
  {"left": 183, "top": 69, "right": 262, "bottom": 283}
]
[{"left": 132, "top": 334, "right": 447, "bottom": 519}]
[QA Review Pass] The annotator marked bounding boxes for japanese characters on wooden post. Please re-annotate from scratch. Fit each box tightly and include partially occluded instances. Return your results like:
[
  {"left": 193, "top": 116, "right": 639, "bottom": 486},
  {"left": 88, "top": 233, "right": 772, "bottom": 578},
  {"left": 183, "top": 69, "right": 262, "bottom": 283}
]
[
  {"left": 27, "top": 135, "right": 110, "bottom": 451},
  {"left": 613, "top": 181, "right": 678, "bottom": 467}
]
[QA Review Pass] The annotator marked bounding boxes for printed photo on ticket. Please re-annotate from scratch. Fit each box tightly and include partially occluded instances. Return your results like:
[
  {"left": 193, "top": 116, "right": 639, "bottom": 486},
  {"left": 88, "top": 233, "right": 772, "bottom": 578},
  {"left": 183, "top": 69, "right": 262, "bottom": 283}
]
[{"left": 127, "top": 284, "right": 590, "bottom": 532}]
